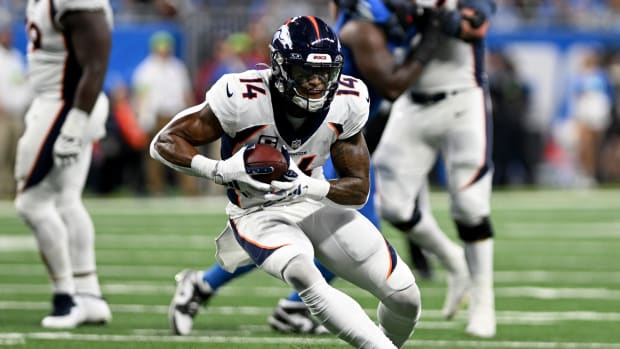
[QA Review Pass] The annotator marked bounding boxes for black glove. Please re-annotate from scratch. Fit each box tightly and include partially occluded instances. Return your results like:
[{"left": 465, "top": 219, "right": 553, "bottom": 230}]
[
  {"left": 333, "top": 0, "right": 358, "bottom": 11},
  {"left": 463, "top": 10, "right": 486, "bottom": 29},
  {"left": 436, "top": 8, "right": 487, "bottom": 37},
  {"left": 409, "top": 8, "right": 444, "bottom": 65},
  {"left": 379, "top": 0, "right": 425, "bottom": 42},
  {"left": 384, "top": 0, "right": 424, "bottom": 28},
  {"left": 436, "top": 7, "right": 462, "bottom": 36}
]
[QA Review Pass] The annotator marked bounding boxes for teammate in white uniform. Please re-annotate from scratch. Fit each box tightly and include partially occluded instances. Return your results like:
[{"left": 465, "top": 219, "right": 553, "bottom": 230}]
[
  {"left": 152, "top": 16, "right": 421, "bottom": 348},
  {"left": 333, "top": 0, "right": 470, "bottom": 321},
  {"left": 373, "top": 0, "right": 498, "bottom": 338},
  {"left": 14, "top": 0, "right": 113, "bottom": 329}
]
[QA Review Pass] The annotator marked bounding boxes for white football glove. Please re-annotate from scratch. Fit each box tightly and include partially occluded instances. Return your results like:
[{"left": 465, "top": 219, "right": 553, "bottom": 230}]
[
  {"left": 213, "top": 145, "right": 271, "bottom": 192},
  {"left": 53, "top": 108, "right": 88, "bottom": 167},
  {"left": 264, "top": 158, "right": 330, "bottom": 202}
]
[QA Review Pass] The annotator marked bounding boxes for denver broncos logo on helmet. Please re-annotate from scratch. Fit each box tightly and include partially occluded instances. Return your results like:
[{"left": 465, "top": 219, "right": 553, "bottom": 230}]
[{"left": 273, "top": 23, "right": 293, "bottom": 50}]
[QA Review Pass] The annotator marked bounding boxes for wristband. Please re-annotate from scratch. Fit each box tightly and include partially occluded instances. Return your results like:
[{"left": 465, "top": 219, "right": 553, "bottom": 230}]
[
  {"left": 190, "top": 155, "right": 219, "bottom": 180},
  {"left": 307, "top": 177, "right": 330, "bottom": 200}
]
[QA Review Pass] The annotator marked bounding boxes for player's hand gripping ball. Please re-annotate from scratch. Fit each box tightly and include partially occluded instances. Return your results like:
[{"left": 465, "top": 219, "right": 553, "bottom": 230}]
[{"left": 244, "top": 144, "right": 289, "bottom": 183}]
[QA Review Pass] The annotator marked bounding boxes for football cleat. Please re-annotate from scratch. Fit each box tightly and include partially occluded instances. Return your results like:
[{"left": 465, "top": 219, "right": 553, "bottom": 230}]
[
  {"left": 41, "top": 293, "right": 85, "bottom": 329},
  {"left": 169, "top": 269, "right": 213, "bottom": 336},
  {"left": 76, "top": 294, "right": 112, "bottom": 324},
  {"left": 465, "top": 284, "right": 496, "bottom": 338},
  {"left": 268, "top": 299, "right": 329, "bottom": 335}
]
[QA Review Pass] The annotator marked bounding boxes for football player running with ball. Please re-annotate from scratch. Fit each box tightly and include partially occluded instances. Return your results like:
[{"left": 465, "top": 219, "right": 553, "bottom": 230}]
[
  {"left": 151, "top": 16, "right": 421, "bottom": 348},
  {"left": 373, "top": 0, "right": 498, "bottom": 338}
]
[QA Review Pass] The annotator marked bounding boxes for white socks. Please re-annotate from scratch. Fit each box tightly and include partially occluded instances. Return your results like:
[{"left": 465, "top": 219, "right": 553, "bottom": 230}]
[
  {"left": 299, "top": 280, "right": 397, "bottom": 349},
  {"left": 60, "top": 200, "right": 103, "bottom": 297},
  {"left": 464, "top": 238, "right": 494, "bottom": 293}
]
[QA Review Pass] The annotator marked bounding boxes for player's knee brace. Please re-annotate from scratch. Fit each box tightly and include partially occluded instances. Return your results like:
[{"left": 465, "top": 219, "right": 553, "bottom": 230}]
[
  {"left": 456, "top": 217, "right": 494, "bottom": 242},
  {"left": 282, "top": 254, "right": 324, "bottom": 291}
]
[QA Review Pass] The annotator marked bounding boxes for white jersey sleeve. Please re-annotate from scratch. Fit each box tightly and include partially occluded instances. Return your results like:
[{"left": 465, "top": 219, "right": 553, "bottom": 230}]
[
  {"left": 205, "top": 73, "right": 240, "bottom": 136},
  {"left": 205, "top": 70, "right": 272, "bottom": 138},
  {"left": 333, "top": 74, "right": 370, "bottom": 140}
]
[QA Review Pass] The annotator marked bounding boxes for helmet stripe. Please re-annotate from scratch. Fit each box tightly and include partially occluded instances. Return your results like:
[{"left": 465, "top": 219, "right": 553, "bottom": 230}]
[{"left": 306, "top": 16, "right": 321, "bottom": 39}]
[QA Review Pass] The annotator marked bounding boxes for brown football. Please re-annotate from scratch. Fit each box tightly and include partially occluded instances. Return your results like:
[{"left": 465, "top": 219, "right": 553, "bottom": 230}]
[{"left": 244, "top": 143, "right": 288, "bottom": 183}]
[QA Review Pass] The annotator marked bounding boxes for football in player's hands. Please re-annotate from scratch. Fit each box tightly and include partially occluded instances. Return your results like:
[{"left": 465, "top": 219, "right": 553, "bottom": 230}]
[{"left": 244, "top": 143, "right": 289, "bottom": 183}]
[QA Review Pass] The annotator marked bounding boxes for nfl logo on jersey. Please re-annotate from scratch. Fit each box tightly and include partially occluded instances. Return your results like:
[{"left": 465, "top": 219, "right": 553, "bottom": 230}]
[{"left": 291, "top": 139, "right": 302, "bottom": 149}]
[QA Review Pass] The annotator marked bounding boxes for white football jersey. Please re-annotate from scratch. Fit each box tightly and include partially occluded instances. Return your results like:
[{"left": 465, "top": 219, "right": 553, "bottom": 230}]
[
  {"left": 206, "top": 69, "right": 370, "bottom": 209},
  {"left": 25, "top": 0, "right": 113, "bottom": 99},
  {"left": 411, "top": 0, "right": 485, "bottom": 93}
]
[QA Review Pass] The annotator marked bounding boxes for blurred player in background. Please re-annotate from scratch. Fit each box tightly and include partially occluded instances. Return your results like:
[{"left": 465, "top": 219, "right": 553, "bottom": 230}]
[
  {"left": 14, "top": 0, "right": 113, "bottom": 329},
  {"left": 152, "top": 16, "right": 421, "bottom": 348},
  {"left": 373, "top": 0, "right": 498, "bottom": 338},
  {"left": 328, "top": 0, "right": 470, "bottom": 322},
  {"left": 328, "top": 0, "right": 436, "bottom": 281}
]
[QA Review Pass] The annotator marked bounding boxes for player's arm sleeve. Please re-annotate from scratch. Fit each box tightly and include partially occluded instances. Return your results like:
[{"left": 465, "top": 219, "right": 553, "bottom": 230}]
[
  {"left": 205, "top": 74, "right": 239, "bottom": 136},
  {"left": 339, "top": 81, "right": 370, "bottom": 139}
]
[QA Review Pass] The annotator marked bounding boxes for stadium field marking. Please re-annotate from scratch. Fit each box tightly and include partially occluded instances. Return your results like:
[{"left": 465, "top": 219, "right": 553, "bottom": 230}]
[
  {"left": 1, "top": 332, "right": 620, "bottom": 348},
  {"left": 497, "top": 287, "right": 620, "bottom": 299},
  {"left": 1, "top": 263, "right": 619, "bottom": 284},
  {"left": 0, "top": 334, "right": 24, "bottom": 346},
  {"left": 2, "top": 301, "right": 620, "bottom": 324},
  {"left": 2, "top": 281, "right": 620, "bottom": 301},
  {"left": 1, "top": 189, "right": 619, "bottom": 217},
  {"left": 2, "top": 281, "right": 620, "bottom": 300},
  {"left": 0, "top": 236, "right": 36, "bottom": 252}
]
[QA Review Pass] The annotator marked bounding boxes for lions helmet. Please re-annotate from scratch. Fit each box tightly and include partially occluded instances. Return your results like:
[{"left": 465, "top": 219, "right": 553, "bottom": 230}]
[{"left": 270, "top": 16, "right": 344, "bottom": 114}]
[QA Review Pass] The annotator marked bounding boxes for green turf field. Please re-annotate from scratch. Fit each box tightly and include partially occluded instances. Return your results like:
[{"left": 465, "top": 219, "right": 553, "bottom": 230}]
[{"left": 1, "top": 188, "right": 619, "bottom": 348}]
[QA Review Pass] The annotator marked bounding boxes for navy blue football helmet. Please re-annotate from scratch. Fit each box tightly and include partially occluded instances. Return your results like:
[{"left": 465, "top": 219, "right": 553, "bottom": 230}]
[{"left": 270, "top": 16, "right": 344, "bottom": 113}]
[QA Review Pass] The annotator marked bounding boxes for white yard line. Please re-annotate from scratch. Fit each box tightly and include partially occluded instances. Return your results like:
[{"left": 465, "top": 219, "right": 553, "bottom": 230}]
[
  {"left": 0, "top": 236, "right": 36, "bottom": 251},
  {"left": 1, "top": 332, "right": 620, "bottom": 348},
  {"left": 497, "top": 287, "right": 620, "bottom": 299},
  {"left": 2, "top": 281, "right": 620, "bottom": 300},
  {"left": 1, "top": 263, "right": 619, "bottom": 284},
  {"left": 1, "top": 301, "right": 620, "bottom": 324}
]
